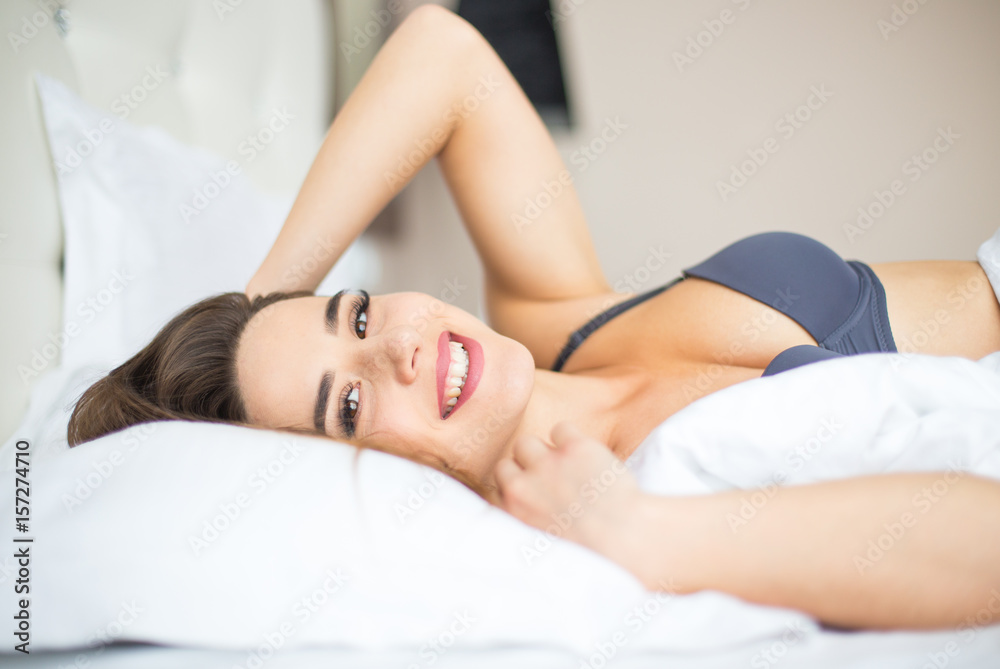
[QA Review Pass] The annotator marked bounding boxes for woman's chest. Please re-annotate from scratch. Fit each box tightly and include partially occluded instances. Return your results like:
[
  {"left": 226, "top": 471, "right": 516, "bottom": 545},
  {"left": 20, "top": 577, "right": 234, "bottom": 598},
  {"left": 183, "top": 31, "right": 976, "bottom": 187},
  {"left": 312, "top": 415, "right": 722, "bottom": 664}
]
[
  {"left": 559, "top": 278, "right": 819, "bottom": 375},
  {"left": 605, "top": 361, "right": 763, "bottom": 460}
]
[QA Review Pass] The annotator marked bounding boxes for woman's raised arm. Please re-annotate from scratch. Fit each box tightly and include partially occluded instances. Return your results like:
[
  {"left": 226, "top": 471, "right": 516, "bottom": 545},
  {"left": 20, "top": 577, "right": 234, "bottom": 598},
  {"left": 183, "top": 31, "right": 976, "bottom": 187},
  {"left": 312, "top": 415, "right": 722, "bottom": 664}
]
[{"left": 246, "top": 5, "right": 608, "bottom": 321}]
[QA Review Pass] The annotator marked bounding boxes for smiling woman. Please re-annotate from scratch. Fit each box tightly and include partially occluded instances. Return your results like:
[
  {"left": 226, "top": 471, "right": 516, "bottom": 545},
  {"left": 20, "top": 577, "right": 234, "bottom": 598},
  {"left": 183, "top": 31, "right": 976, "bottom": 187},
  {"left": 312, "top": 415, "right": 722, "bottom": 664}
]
[
  {"left": 231, "top": 287, "right": 536, "bottom": 498},
  {"left": 65, "top": 4, "right": 1000, "bottom": 631}
]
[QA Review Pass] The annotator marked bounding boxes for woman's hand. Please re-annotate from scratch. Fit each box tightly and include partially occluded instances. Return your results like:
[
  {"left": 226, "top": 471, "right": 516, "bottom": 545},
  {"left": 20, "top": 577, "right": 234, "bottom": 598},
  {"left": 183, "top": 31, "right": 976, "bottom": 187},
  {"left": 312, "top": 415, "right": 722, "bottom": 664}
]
[
  {"left": 497, "top": 426, "right": 1000, "bottom": 628},
  {"left": 493, "top": 421, "right": 658, "bottom": 583}
]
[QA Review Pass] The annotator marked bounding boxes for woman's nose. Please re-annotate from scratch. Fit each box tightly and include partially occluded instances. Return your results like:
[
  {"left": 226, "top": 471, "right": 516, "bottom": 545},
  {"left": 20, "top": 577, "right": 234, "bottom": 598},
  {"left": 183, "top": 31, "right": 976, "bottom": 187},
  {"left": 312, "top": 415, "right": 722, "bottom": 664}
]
[{"left": 370, "top": 325, "right": 418, "bottom": 384}]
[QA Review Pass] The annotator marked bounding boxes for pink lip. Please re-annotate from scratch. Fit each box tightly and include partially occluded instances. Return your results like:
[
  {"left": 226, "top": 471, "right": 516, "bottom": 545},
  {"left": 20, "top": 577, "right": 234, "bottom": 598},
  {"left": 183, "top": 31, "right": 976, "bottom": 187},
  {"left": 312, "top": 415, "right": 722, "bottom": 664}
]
[{"left": 436, "top": 330, "right": 483, "bottom": 420}]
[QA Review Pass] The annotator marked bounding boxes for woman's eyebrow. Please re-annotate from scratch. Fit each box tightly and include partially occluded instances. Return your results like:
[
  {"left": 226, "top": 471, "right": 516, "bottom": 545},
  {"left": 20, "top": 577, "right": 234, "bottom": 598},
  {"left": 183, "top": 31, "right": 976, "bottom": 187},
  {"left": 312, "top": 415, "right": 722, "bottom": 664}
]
[
  {"left": 315, "top": 290, "right": 348, "bottom": 434},
  {"left": 325, "top": 289, "right": 347, "bottom": 334},
  {"left": 314, "top": 372, "right": 332, "bottom": 434}
]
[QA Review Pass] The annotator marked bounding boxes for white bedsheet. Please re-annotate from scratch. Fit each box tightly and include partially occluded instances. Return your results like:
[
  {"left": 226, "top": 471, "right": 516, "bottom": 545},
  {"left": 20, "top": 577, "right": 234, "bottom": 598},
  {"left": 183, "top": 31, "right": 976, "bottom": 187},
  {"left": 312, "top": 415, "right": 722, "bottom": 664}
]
[
  {"left": 4, "top": 351, "right": 1000, "bottom": 662},
  {"left": 3, "top": 353, "right": 1000, "bottom": 664}
]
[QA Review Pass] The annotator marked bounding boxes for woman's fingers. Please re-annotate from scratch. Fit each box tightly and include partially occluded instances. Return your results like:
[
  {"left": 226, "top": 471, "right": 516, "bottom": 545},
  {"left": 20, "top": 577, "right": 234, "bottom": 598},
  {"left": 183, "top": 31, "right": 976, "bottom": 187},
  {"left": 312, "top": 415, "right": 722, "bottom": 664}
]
[
  {"left": 493, "top": 421, "right": 644, "bottom": 554},
  {"left": 493, "top": 456, "right": 522, "bottom": 486},
  {"left": 510, "top": 432, "right": 552, "bottom": 469},
  {"left": 550, "top": 419, "right": 589, "bottom": 451}
]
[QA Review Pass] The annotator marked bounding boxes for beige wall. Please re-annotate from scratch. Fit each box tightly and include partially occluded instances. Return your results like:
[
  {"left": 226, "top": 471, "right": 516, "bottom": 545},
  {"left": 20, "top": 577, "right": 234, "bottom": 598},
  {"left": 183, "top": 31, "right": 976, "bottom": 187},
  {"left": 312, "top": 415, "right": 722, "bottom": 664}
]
[{"left": 361, "top": 0, "right": 1000, "bottom": 317}]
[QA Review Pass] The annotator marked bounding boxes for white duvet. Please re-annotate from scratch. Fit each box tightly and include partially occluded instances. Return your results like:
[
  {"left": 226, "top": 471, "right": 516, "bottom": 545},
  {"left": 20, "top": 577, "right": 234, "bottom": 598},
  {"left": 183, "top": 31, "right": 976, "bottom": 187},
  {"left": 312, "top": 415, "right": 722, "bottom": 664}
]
[{"left": 628, "top": 350, "right": 1000, "bottom": 495}]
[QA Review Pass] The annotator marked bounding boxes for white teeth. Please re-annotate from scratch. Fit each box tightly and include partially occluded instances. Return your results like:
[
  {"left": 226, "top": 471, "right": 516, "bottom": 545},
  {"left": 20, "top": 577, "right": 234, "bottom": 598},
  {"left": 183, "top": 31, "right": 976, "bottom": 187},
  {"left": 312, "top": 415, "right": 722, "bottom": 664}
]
[{"left": 442, "top": 342, "right": 470, "bottom": 418}]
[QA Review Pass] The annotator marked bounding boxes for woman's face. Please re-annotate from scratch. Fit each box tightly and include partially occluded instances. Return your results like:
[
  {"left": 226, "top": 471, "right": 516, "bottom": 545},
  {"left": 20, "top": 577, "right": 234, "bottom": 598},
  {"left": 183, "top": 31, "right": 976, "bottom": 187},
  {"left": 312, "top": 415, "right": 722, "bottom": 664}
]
[{"left": 235, "top": 291, "right": 536, "bottom": 483}]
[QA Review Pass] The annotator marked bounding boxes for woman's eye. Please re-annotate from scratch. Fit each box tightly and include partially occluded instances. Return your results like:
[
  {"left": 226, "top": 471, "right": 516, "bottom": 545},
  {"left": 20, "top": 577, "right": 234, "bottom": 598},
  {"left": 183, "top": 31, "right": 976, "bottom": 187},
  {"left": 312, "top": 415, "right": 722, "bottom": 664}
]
[
  {"left": 351, "top": 291, "right": 370, "bottom": 339},
  {"left": 345, "top": 386, "right": 359, "bottom": 418},
  {"left": 338, "top": 383, "right": 360, "bottom": 437}
]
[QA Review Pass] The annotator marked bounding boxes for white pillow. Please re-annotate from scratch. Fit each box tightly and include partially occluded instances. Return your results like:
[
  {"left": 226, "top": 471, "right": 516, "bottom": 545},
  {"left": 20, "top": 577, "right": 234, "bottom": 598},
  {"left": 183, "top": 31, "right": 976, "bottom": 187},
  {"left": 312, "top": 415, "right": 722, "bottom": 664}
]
[
  {"left": 0, "top": 419, "right": 804, "bottom": 655},
  {"left": 33, "top": 73, "right": 379, "bottom": 373}
]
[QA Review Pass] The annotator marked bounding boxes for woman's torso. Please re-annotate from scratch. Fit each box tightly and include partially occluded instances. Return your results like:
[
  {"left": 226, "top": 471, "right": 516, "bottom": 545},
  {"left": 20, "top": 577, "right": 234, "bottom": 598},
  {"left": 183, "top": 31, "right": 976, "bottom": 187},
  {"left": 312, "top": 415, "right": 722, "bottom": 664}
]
[
  {"left": 554, "top": 276, "right": 812, "bottom": 458},
  {"left": 524, "top": 233, "right": 995, "bottom": 458}
]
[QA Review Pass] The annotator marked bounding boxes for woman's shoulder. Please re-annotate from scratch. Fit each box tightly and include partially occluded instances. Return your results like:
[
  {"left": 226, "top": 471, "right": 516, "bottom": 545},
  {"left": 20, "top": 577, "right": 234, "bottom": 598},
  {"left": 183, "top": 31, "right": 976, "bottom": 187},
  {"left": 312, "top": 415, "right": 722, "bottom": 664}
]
[{"left": 485, "top": 288, "right": 648, "bottom": 371}]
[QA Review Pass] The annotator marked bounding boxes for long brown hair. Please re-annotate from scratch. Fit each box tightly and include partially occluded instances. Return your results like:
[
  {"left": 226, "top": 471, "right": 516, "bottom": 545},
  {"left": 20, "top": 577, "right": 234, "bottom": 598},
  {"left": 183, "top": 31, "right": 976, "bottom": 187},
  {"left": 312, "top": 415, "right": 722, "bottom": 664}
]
[
  {"left": 67, "top": 291, "right": 312, "bottom": 447},
  {"left": 66, "top": 289, "right": 493, "bottom": 499}
]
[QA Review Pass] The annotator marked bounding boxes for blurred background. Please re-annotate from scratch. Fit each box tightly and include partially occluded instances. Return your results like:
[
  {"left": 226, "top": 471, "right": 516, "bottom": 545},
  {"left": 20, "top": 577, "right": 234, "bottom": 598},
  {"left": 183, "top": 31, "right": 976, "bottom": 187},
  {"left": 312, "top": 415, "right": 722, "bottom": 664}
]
[
  {"left": 7, "top": 0, "right": 1000, "bottom": 318},
  {"left": 352, "top": 0, "right": 1000, "bottom": 316},
  {"left": 3, "top": 0, "right": 1000, "bottom": 440}
]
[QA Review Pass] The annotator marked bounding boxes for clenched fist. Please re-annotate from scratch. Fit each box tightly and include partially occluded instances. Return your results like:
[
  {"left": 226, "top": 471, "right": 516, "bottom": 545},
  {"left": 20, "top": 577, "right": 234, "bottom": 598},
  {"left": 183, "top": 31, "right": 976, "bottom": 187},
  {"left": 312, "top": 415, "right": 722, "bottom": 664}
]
[{"left": 493, "top": 420, "right": 650, "bottom": 575}]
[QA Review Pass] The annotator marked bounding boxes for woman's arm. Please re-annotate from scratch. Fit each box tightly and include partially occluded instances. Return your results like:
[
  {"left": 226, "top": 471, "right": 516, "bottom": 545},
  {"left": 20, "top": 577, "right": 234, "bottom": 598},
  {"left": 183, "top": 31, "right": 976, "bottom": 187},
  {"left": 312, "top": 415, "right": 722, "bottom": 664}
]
[
  {"left": 495, "top": 422, "right": 1000, "bottom": 630},
  {"left": 246, "top": 6, "right": 609, "bottom": 340}
]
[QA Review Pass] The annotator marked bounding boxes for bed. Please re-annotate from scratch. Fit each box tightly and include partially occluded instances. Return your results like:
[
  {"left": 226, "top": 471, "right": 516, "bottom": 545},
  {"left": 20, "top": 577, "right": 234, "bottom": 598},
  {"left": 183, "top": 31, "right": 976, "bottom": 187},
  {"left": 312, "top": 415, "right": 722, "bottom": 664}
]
[{"left": 2, "top": 1, "right": 1000, "bottom": 667}]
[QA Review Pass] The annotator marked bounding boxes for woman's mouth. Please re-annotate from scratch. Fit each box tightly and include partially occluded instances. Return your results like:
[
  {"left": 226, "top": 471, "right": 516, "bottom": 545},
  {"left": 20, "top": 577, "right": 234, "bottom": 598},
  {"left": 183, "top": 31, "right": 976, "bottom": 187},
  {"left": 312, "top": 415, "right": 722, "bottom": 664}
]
[{"left": 436, "top": 331, "right": 482, "bottom": 419}]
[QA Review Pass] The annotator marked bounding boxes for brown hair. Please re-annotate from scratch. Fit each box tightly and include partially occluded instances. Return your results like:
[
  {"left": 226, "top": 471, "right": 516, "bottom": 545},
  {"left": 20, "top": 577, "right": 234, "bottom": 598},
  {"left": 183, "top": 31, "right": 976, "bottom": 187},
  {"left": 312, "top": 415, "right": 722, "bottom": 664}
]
[
  {"left": 66, "top": 289, "right": 493, "bottom": 499},
  {"left": 67, "top": 290, "right": 312, "bottom": 447}
]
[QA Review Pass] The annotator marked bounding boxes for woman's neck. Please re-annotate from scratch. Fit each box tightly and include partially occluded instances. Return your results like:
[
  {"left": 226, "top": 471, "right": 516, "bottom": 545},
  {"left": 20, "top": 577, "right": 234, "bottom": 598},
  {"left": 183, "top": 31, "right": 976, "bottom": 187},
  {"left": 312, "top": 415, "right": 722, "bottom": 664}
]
[{"left": 475, "top": 366, "right": 649, "bottom": 504}]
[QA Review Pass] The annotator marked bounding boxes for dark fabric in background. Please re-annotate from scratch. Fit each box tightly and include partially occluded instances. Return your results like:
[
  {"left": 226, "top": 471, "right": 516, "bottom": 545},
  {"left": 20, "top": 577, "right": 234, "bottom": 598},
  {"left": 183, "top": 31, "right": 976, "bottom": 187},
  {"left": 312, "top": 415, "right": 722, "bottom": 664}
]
[{"left": 457, "top": 0, "right": 572, "bottom": 128}]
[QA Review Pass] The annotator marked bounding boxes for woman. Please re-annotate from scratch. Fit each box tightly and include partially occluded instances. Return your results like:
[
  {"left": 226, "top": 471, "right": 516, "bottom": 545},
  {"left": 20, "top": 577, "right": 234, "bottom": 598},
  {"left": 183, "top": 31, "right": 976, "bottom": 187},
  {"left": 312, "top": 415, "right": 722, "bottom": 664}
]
[{"left": 68, "top": 5, "right": 1000, "bottom": 632}]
